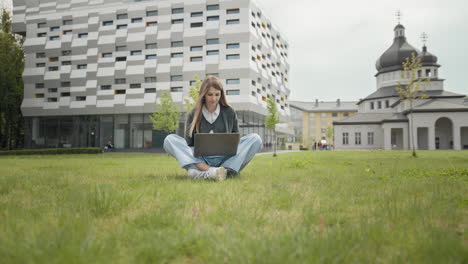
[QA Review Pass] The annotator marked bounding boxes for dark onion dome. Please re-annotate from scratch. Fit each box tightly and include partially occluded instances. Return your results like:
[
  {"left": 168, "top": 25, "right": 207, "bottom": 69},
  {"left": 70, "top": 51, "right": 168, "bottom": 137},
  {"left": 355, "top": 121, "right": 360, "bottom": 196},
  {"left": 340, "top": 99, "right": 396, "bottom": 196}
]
[
  {"left": 417, "top": 45, "right": 439, "bottom": 67},
  {"left": 375, "top": 24, "right": 419, "bottom": 74}
]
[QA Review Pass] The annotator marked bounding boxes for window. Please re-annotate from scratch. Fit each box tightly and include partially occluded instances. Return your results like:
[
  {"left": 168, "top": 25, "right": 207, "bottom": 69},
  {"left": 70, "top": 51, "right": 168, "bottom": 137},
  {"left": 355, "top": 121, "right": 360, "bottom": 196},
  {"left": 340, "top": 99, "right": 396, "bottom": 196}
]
[
  {"left": 37, "top": 32, "right": 46, "bottom": 37},
  {"left": 131, "top": 18, "right": 143, "bottom": 23},
  {"left": 117, "top": 24, "right": 127, "bottom": 30},
  {"left": 191, "top": 12, "right": 203, "bottom": 17},
  {"left": 62, "top": 50, "right": 72, "bottom": 56},
  {"left": 251, "top": 80, "right": 256, "bottom": 86},
  {"left": 190, "top": 56, "right": 203, "bottom": 62},
  {"left": 35, "top": 83, "right": 45, "bottom": 89},
  {"left": 207, "top": 73, "right": 219, "bottom": 77},
  {"left": 130, "top": 50, "right": 142, "bottom": 55},
  {"left": 370, "top": 102, "right": 374, "bottom": 110},
  {"left": 321, "top": 128, "right": 327, "bottom": 133},
  {"left": 145, "top": 88, "right": 156, "bottom": 93},
  {"left": 102, "top": 52, "right": 112, "bottom": 58},
  {"left": 146, "top": 43, "right": 157, "bottom": 49},
  {"left": 35, "top": 93, "right": 44, "bottom": 98},
  {"left": 226, "top": 54, "right": 240, "bottom": 60},
  {"left": 385, "top": 100, "right": 390, "bottom": 108},
  {"left": 171, "top": 19, "right": 184, "bottom": 24},
  {"left": 63, "top": 30, "right": 72, "bottom": 35},
  {"left": 172, "top": 8, "right": 184, "bottom": 14},
  {"left": 206, "top": 4, "right": 219, "bottom": 11},
  {"left": 61, "top": 82, "right": 70, "bottom": 87},
  {"left": 377, "top": 101, "right": 382, "bottom": 109},
  {"left": 206, "top": 38, "right": 219, "bottom": 45},
  {"left": 226, "top": 79, "right": 240, "bottom": 85},
  {"left": 171, "top": 41, "right": 183, "bottom": 47},
  {"left": 63, "top": 19, "right": 73, "bottom": 25},
  {"left": 49, "top": 36, "right": 59, "bottom": 41},
  {"left": 355, "top": 132, "right": 361, "bottom": 145},
  {"left": 48, "top": 66, "right": 59, "bottom": 71},
  {"left": 226, "top": 19, "right": 240, "bottom": 25},
  {"left": 227, "top": 8, "right": 240, "bottom": 14},
  {"left": 426, "top": 69, "right": 431, "bottom": 77},
  {"left": 77, "top": 64, "right": 87, "bottom": 69},
  {"left": 76, "top": 96, "right": 86, "bottom": 101},
  {"left": 171, "top": 87, "right": 183, "bottom": 92},
  {"left": 102, "top": 21, "right": 113, "bottom": 26},
  {"left": 116, "top": 56, "right": 127, "bottom": 62},
  {"left": 332, "top": 113, "right": 338, "bottom": 117},
  {"left": 206, "top": 50, "right": 219, "bottom": 55},
  {"left": 251, "top": 91, "right": 256, "bottom": 96},
  {"left": 36, "top": 63, "right": 46, "bottom": 67},
  {"left": 145, "top": 77, "right": 157, "bottom": 83},
  {"left": 145, "top": 54, "right": 157, "bottom": 60},
  {"left": 37, "top": 22, "right": 46, "bottom": 28},
  {"left": 226, "top": 90, "right": 240, "bottom": 95},
  {"left": 130, "top": 83, "right": 141, "bottom": 88},
  {"left": 171, "top": 75, "right": 183, "bottom": 81},
  {"left": 367, "top": 132, "right": 374, "bottom": 145},
  {"left": 191, "top": 46, "right": 202, "bottom": 51},
  {"left": 207, "top": 16, "right": 219, "bottom": 21},
  {"left": 48, "top": 88, "right": 58, "bottom": 93},
  {"left": 47, "top": 98, "right": 58, "bottom": 102},
  {"left": 116, "top": 45, "right": 126, "bottom": 51},
  {"left": 36, "top": 53, "right": 46, "bottom": 58},
  {"left": 189, "top": 80, "right": 197, "bottom": 86},
  {"left": 226, "top": 43, "right": 240, "bottom": 49},
  {"left": 115, "top": 90, "right": 126, "bottom": 94},
  {"left": 78, "top": 33, "right": 88, "bottom": 38},
  {"left": 100, "top": 85, "right": 112, "bottom": 90},
  {"left": 146, "top": 21, "right": 158, "bottom": 27},
  {"left": 115, "top": 78, "right": 126, "bottom": 84},
  {"left": 171, "top": 52, "right": 183, "bottom": 58},
  {"left": 49, "top": 57, "right": 59, "bottom": 62},
  {"left": 342, "top": 133, "right": 349, "bottom": 145},
  {"left": 146, "top": 10, "right": 158, "bottom": 17},
  {"left": 343, "top": 112, "right": 349, "bottom": 117},
  {"left": 61, "top": 92, "right": 70, "bottom": 97},
  {"left": 117, "top": 14, "right": 128, "bottom": 20},
  {"left": 191, "top": 22, "right": 203, "bottom": 28}
]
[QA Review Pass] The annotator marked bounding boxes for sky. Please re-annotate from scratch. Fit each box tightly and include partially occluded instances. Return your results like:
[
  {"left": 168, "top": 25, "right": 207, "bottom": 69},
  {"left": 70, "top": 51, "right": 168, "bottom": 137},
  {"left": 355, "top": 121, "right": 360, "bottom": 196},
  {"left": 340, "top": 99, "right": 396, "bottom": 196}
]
[{"left": 2, "top": 0, "right": 467, "bottom": 102}]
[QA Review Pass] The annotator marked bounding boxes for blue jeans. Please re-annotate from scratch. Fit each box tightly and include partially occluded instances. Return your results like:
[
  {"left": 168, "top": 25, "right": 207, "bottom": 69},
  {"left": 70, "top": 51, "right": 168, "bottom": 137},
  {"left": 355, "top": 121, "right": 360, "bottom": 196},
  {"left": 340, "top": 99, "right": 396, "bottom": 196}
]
[{"left": 163, "top": 133, "right": 263, "bottom": 174}]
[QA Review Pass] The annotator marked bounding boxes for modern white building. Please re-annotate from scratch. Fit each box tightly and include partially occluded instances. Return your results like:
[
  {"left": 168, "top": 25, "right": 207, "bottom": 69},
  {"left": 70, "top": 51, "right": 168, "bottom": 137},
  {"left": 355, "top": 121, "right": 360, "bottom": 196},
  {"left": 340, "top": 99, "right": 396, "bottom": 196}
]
[
  {"left": 12, "top": 0, "right": 291, "bottom": 149},
  {"left": 334, "top": 23, "right": 468, "bottom": 150}
]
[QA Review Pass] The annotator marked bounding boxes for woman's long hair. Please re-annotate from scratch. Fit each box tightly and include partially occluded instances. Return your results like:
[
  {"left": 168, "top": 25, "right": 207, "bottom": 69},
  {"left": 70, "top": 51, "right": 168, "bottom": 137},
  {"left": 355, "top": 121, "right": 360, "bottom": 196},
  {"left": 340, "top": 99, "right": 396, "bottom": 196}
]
[{"left": 188, "top": 75, "right": 230, "bottom": 137}]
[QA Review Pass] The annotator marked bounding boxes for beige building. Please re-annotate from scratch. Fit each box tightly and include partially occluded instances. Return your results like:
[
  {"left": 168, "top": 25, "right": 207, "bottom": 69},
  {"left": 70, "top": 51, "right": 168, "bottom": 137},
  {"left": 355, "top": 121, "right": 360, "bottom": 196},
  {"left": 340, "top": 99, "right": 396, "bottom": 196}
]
[{"left": 290, "top": 100, "right": 358, "bottom": 147}]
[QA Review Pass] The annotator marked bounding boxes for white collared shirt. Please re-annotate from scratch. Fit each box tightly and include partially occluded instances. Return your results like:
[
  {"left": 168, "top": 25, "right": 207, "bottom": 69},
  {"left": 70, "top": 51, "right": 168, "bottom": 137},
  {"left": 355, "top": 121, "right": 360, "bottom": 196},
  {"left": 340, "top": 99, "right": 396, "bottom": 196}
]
[{"left": 202, "top": 104, "right": 220, "bottom": 133}]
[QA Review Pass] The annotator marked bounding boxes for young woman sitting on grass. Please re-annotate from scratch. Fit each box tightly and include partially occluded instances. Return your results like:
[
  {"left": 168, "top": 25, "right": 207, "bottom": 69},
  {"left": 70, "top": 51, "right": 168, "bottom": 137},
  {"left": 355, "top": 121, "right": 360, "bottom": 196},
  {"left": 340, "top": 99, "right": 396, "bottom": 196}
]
[{"left": 164, "top": 75, "right": 263, "bottom": 181}]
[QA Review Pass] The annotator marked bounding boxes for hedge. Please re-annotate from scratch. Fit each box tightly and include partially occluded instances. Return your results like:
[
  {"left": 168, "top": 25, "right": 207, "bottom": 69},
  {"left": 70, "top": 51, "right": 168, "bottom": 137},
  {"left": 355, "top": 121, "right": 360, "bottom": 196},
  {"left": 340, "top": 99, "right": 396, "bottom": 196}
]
[{"left": 0, "top": 148, "right": 102, "bottom": 156}]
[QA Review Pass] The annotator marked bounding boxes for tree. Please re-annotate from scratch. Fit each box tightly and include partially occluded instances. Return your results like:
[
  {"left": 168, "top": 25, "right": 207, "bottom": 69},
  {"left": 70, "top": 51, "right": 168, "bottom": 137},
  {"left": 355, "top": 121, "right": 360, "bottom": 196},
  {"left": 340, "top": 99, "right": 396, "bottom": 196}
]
[
  {"left": 183, "top": 75, "right": 201, "bottom": 136},
  {"left": 0, "top": 9, "right": 25, "bottom": 150},
  {"left": 326, "top": 125, "right": 334, "bottom": 148},
  {"left": 149, "top": 91, "right": 181, "bottom": 134},
  {"left": 265, "top": 95, "right": 280, "bottom": 157},
  {"left": 395, "top": 52, "right": 429, "bottom": 157}
]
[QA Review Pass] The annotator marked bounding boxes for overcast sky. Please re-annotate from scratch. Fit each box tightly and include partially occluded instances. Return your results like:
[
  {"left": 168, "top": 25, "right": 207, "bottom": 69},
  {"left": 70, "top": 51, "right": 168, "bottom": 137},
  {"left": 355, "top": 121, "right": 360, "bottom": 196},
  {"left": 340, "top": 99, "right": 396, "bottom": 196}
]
[{"left": 2, "top": 0, "right": 467, "bottom": 102}]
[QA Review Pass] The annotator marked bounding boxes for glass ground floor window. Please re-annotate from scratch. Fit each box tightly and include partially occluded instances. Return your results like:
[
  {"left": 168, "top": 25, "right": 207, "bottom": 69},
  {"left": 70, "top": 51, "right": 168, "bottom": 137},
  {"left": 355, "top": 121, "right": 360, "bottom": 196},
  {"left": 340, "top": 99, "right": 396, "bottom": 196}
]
[{"left": 24, "top": 111, "right": 270, "bottom": 150}]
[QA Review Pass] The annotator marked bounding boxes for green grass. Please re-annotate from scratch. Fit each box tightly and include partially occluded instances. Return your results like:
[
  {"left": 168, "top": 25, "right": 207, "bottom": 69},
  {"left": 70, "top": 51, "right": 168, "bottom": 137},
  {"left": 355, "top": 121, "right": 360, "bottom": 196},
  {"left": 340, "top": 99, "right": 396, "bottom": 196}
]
[{"left": 0, "top": 151, "right": 467, "bottom": 263}]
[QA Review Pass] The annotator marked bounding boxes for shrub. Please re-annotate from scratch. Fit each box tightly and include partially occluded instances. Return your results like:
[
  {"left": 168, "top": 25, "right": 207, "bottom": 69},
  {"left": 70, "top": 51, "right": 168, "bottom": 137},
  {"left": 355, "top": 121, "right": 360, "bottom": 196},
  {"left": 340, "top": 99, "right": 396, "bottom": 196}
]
[{"left": 0, "top": 148, "right": 102, "bottom": 156}]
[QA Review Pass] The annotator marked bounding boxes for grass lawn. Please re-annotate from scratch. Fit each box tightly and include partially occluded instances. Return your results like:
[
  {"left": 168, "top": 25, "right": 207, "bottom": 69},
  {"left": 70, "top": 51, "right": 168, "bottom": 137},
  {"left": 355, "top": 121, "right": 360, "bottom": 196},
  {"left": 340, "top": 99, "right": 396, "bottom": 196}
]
[{"left": 0, "top": 151, "right": 467, "bottom": 263}]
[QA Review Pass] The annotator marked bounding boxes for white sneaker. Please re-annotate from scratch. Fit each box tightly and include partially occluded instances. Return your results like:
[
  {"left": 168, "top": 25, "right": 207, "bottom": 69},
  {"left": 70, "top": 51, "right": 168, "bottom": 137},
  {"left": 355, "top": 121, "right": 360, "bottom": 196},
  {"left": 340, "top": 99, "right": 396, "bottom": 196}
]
[{"left": 187, "top": 167, "right": 226, "bottom": 181}]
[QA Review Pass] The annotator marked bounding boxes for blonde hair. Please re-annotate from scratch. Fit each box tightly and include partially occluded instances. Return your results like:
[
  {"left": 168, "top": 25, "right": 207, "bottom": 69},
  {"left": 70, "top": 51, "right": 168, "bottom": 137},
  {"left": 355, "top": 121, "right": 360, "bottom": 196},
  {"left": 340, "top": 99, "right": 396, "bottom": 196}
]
[{"left": 188, "top": 75, "right": 229, "bottom": 137}]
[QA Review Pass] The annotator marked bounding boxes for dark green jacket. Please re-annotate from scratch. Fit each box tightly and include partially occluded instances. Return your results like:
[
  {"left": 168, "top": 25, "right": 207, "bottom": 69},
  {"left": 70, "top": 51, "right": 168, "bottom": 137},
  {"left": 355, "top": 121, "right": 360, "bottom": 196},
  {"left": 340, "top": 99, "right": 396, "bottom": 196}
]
[{"left": 185, "top": 105, "right": 239, "bottom": 146}]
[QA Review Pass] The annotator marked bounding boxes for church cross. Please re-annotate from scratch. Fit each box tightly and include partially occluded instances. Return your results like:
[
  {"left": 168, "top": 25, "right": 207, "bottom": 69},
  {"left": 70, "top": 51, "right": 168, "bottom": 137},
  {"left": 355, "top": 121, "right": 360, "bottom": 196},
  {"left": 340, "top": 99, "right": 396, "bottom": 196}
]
[
  {"left": 395, "top": 10, "right": 402, "bottom": 24},
  {"left": 421, "top": 32, "right": 428, "bottom": 46}
]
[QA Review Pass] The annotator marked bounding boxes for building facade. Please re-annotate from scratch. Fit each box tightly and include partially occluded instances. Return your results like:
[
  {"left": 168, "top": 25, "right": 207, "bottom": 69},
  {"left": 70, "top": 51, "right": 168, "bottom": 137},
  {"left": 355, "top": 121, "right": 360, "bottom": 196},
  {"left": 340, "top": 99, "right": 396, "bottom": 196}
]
[
  {"left": 12, "top": 0, "right": 291, "bottom": 149},
  {"left": 334, "top": 23, "right": 468, "bottom": 150},
  {"left": 289, "top": 100, "right": 358, "bottom": 147}
]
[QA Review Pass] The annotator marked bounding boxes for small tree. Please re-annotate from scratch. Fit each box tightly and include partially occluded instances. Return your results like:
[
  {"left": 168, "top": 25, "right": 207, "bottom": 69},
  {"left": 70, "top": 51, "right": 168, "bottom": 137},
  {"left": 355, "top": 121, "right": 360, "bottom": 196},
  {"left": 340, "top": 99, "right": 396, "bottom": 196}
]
[
  {"left": 395, "top": 52, "right": 429, "bottom": 157},
  {"left": 149, "top": 91, "right": 181, "bottom": 134},
  {"left": 183, "top": 75, "right": 201, "bottom": 136},
  {"left": 326, "top": 125, "right": 334, "bottom": 148},
  {"left": 265, "top": 95, "right": 280, "bottom": 157}
]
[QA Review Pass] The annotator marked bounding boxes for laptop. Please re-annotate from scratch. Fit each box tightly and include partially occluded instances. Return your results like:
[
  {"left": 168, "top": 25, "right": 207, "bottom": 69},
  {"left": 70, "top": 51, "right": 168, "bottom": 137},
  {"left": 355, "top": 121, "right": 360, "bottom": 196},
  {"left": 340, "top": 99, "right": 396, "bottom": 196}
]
[{"left": 194, "top": 133, "right": 240, "bottom": 156}]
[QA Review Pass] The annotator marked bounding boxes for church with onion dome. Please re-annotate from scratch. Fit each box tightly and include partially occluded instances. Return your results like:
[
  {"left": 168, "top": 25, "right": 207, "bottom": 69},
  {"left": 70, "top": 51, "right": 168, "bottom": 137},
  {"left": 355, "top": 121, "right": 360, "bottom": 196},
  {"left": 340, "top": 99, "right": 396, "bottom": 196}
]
[{"left": 333, "top": 22, "right": 468, "bottom": 150}]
